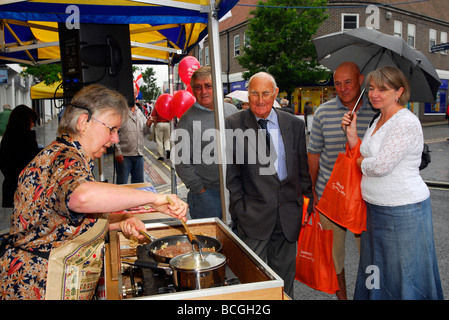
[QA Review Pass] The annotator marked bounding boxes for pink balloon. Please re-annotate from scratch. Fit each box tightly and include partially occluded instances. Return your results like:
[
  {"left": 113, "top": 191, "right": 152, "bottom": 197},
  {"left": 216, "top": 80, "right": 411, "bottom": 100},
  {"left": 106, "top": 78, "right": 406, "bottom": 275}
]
[
  {"left": 178, "top": 56, "right": 201, "bottom": 85},
  {"left": 172, "top": 90, "right": 196, "bottom": 118},
  {"left": 155, "top": 93, "right": 174, "bottom": 120}
]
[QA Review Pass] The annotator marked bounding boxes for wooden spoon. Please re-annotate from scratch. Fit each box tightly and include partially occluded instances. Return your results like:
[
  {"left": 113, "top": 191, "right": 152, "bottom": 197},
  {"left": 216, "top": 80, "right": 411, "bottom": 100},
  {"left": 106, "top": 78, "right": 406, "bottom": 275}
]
[{"left": 165, "top": 195, "right": 195, "bottom": 242}]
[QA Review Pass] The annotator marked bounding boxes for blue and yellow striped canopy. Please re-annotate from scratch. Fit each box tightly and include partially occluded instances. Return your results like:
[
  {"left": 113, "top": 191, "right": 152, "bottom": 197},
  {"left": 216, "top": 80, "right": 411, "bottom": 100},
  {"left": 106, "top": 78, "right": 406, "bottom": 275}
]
[{"left": 0, "top": 0, "right": 238, "bottom": 65}]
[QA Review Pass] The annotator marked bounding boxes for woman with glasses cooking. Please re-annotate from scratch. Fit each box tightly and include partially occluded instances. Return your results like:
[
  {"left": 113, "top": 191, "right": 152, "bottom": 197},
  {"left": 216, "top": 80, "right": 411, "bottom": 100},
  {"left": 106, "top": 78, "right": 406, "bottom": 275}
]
[{"left": 0, "top": 84, "right": 187, "bottom": 300}]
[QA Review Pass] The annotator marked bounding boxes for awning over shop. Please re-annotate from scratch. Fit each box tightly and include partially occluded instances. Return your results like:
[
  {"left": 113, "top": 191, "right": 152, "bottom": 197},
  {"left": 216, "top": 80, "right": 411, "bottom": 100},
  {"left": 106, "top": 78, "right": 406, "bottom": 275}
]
[{"left": 30, "top": 81, "right": 63, "bottom": 99}]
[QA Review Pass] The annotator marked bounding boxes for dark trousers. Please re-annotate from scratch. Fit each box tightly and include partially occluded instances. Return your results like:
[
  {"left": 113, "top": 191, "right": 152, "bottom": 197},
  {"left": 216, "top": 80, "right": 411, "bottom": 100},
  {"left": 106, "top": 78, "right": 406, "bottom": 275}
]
[
  {"left": 237, "top": 216, "right": 296, "bottom": 298},
  {"left": 116, "top": 156, "right": 144, "bottom": 185}
]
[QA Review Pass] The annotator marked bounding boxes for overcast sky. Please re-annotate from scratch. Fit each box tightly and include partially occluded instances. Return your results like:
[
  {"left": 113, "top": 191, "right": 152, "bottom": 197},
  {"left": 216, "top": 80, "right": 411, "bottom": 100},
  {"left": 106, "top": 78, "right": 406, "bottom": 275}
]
[{"left": 137, "top": 64, "right": 169, "bottom": 89}]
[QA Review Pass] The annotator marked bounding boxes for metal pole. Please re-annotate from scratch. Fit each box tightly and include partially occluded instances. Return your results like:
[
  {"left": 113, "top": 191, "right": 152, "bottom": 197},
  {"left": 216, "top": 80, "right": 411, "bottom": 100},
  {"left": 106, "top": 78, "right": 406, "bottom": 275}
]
[
  {"left": 169, "top": 61, "right": 177, "bottom": 194},
  {"left": 207, "top": 1, "right": 230, "bottom": 224}
]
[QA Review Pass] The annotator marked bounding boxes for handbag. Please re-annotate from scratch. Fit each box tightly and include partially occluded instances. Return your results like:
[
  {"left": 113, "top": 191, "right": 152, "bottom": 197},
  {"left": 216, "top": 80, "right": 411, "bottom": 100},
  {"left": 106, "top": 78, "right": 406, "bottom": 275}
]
[
  {"left": 316, "top": 139, "right": 366, "bottom": 234},
  {"left": 295, "top": 198, "right": 339, "bottom": 294}
]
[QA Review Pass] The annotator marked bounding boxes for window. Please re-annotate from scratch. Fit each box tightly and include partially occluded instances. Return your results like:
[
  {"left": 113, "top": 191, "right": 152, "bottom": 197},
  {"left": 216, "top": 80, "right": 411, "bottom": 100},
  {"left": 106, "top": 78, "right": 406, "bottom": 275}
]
[
  {"left": 244, "top": 32, "right": 250, "bottom": 48},
  {"left": 234, "top": 34, "right": 240, "bottom": 57},
  {"left": 198, "top": 47, "right": 204, "bottom": 66},
  {"left": 342, "top": 14, "right": 358, "bottom": 30},
  {"left": 407, "top": 24, "right": 416, "bottom": 48},
  {"left": 205, "top": 46, "right": 209, "bottom": 66},
  {"left": 429, "top": 29, "right": 436, "bottom": 52},
  {"left": 394, "top": 20, "right": 402, "bottom": 38},
  {"left": 441, "top": 32, "right": 448, "bottom": 55}
]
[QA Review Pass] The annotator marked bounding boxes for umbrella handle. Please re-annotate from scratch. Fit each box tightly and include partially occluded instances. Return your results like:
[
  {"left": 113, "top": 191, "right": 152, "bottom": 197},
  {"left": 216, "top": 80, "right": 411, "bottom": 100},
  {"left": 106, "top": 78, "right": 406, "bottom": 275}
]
[{"left": 350, "top": 88, "right": 366, "bottom": 117}]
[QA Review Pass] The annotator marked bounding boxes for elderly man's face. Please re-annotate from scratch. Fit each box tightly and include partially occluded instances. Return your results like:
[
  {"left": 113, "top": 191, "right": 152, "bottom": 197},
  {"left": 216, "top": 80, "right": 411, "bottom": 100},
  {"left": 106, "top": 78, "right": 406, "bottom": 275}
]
[
  {"left": 191, "top": 76, "right": 214, "bottom": 110},
  {"left": 248, "top": 76, "right": 279, "bottom": 119}
]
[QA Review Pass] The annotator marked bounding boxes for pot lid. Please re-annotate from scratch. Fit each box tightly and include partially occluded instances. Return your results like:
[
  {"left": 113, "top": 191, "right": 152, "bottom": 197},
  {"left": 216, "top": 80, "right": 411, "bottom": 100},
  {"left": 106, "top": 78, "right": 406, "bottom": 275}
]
[{"left": 170, "top": 251, "right": 226, "bottom": 270}]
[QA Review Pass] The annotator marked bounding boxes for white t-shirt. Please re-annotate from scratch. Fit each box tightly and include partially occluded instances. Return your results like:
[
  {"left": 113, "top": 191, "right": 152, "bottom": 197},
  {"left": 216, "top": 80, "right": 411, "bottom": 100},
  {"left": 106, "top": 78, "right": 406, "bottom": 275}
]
[{"left": 360, "top": 108, "right": 429, "bottom": 206}]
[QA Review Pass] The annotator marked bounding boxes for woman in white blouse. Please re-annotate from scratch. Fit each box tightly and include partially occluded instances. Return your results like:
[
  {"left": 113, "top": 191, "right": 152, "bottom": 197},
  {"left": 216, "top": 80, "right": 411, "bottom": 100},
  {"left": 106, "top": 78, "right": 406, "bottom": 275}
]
[{"left": 342, "top": 66, "right": 443, "bottom": 300}]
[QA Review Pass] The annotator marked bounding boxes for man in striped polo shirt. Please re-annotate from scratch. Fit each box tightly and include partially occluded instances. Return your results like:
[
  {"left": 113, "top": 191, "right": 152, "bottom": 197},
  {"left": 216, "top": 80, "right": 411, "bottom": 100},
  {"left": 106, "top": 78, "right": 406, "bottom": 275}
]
[{"left": 307, "top": 62, "right": 376, "bottom": 300}]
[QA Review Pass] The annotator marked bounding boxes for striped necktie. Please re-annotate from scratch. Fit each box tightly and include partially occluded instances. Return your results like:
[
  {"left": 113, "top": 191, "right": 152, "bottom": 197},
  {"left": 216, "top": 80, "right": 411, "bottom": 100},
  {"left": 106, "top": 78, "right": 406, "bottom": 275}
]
[{"left": 258, "top": 119, "right": 272, "bottom": 152}]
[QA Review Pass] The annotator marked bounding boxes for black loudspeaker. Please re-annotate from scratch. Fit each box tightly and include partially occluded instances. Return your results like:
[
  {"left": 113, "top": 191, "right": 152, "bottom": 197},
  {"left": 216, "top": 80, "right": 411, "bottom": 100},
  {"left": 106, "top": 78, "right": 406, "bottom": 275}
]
[{"left": 58, "top": 23, "right": 134, "bottom": 107}]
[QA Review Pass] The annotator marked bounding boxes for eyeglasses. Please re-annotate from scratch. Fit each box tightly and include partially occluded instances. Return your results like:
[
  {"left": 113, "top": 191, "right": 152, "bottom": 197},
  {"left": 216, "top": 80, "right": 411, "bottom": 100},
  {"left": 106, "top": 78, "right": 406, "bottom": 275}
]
[
  {"left": 91, "top": 117, "right": 120, "bottom": 135},
  {"left": 192, "top": 83, "right": 213, "bottom": 91},
  {"left": 68, "top": 103, "right": 120, "bottom": 135},
  {"left": 248, "top": 91, "right": 275, "bottom": 100}
]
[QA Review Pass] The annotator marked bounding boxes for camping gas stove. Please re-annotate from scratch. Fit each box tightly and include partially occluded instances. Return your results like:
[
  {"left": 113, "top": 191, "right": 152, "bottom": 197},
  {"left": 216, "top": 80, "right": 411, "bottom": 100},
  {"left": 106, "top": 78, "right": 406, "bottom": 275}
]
[
  {"left": 106, "top": 218, "right": 286, "bottom": 300},
  {"left": 121, "top": 244, "right": 240, "bottom": 298}
]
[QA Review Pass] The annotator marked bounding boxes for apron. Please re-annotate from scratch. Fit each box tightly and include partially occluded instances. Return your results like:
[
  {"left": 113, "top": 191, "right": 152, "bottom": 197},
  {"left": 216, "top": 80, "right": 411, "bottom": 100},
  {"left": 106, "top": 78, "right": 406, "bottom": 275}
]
[{"left": 45, "top": 214, "right": 108, "bottom": 300}]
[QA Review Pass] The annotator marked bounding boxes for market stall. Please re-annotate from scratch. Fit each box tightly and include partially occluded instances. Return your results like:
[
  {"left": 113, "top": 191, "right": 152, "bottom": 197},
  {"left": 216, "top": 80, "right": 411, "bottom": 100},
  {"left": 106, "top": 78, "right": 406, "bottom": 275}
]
[{"left": 0, "top": 1, "right": 243, "bottom": 300}]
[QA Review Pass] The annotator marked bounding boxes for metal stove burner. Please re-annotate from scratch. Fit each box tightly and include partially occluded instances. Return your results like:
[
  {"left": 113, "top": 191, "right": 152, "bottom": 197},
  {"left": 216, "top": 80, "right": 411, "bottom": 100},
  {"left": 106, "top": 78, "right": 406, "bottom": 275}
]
[{"left": 136, "top": 245, "right": 174, "bottom": 295}]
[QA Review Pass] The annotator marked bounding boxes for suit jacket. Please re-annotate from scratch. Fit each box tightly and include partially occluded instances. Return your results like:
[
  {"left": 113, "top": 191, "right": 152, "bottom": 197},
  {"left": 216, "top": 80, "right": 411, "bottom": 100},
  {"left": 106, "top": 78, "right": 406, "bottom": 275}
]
[{"left": 225, "top": 108, "right": 313, "bottom": 242}]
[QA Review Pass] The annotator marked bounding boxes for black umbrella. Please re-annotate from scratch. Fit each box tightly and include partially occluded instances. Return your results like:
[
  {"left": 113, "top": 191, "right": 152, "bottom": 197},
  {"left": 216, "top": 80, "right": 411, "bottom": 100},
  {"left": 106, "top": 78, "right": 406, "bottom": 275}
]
[{"left": 313, "top": 27, "right": 441, "bottom": 104}]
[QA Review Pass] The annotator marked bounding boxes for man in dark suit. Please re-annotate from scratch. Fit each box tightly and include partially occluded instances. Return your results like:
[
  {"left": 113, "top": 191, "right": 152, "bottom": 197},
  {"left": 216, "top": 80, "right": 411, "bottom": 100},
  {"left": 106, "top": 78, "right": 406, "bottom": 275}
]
[{"left": 225, "top": 72, "right": 313, "bottom": 298}]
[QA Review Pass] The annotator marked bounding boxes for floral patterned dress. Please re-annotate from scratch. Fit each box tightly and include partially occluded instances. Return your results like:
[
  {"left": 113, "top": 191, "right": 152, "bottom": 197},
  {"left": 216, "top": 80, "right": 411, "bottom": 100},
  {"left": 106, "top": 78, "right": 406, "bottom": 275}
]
[{"left": 0, "top": 133, "right": 97, "bottom": 300}]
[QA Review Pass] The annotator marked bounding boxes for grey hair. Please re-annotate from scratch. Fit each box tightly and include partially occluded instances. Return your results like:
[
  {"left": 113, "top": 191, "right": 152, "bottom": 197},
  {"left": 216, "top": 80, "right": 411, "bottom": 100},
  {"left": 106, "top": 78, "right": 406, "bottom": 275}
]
[
  {"left": 58, "top": 84, "right": 128, "bottom": 135},
  {"left": 190, "top": 65, "right": 212, "bottom": 86},
  {"left": 248, "top": 72, "right": 278, "bottom": 92}
]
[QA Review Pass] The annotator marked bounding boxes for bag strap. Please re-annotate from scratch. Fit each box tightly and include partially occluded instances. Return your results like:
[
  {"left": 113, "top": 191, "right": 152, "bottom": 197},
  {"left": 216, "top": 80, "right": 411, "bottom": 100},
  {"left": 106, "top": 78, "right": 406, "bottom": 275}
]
[{"left": 369, "top": 112, "right": 381, "bottom": 128}]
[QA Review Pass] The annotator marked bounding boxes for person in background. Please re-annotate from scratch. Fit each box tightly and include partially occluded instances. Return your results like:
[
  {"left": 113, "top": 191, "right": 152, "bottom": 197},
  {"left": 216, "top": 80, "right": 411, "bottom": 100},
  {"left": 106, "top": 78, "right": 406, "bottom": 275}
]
[
  {"left": 279, "top": 98, "right": 294, "bottom": 114},
  {"left": 149, "top": 106, "right": 171, "bottom": 161},
  {"left": 174, "top": 66, "right": 238, "bottom": 219},
  {"left": 226, "top": 72, "right": 313, "bottom": 298},
  {"left": 0, "top": 105, "right": 40, "bottom": 209},
  {"left": 303, "top": 101, "right": 313, "bottom": 134},
  {"left": 0, "top": 104, "right": 12, "bottom": 137},
  {"left": 342, "top": 66, "right": 443, "bottom": 300},
  {"left": 307, "top": 61, "right": 377, "bottom": 299},
  {"left": 115, "top": 85, "right": 152, "bottom": 183},
  {"left": 224, "top": 97, "right": 234, "bottom": 105},
  {"left": 0, "top": 84, "right": 187, "bottom": 300}
]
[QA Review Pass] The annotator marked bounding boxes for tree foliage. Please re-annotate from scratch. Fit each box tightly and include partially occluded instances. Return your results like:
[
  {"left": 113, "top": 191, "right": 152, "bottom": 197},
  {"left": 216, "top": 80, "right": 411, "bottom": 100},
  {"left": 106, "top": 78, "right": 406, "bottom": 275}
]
[
  {"left": 139, "top": 67, "right": 161, "bottom": 102},
  {"left": 20, "top": 63, "right": 62, "bottom": 85},
  {"left": 237, "top": 0, "right": 331, "bottom": 98}
]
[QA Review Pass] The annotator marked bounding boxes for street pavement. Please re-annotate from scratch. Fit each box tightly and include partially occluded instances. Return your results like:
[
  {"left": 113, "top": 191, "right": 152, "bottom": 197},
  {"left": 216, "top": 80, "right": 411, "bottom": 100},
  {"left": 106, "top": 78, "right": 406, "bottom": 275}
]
[{"left": 1, "top": 116, "right": 448, "bottom": 300}]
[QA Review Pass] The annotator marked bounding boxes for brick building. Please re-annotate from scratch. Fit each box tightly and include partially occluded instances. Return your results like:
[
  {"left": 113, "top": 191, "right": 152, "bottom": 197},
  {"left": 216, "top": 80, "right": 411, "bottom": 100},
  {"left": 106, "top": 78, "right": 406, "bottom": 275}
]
[{"left": 190, "top": 0, "right": 449, "bottom": 122}]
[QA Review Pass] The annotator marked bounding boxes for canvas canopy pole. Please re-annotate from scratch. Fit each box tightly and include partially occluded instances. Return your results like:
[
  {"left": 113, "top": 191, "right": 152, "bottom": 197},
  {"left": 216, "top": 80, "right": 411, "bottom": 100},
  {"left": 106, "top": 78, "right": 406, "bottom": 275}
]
[{"left": 207, "top": 0, "right": 230, "bottom": 224}]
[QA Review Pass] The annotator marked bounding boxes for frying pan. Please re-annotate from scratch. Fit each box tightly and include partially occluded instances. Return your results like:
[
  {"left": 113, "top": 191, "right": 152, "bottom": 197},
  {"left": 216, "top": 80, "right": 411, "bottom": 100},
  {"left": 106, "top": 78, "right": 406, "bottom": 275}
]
[{"left": 140, "top": 232, "right": 222, "bottom": 263}]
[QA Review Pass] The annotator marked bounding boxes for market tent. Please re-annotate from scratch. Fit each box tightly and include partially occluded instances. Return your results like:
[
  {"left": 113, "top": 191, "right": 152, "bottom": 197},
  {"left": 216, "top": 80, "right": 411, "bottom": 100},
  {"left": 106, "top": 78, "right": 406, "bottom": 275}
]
[
  {"left": 30, "top": 81, "right": 63, "bottom": 99},
  {"left": 0, "top": 0, "right": 237, "bottom": 65}
]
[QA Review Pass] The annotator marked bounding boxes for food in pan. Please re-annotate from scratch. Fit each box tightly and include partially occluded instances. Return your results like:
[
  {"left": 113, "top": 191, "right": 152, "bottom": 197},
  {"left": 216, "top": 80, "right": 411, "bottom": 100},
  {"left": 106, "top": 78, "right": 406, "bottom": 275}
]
[{"left": 152, "top": 241, "right": 215, "bottom": 258}]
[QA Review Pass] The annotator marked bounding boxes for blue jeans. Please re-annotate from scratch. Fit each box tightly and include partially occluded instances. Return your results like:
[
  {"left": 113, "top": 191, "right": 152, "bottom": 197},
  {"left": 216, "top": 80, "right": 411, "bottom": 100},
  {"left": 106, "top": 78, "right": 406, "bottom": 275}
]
[
  {"left": 354, "top": 197, "right": 444, "bottom": 300},
  {"left": 187, "top": 189, "right": 222, "bottom": 219},
  {"left": 116, "top": 156, "right": 144, "bottom": 185}
]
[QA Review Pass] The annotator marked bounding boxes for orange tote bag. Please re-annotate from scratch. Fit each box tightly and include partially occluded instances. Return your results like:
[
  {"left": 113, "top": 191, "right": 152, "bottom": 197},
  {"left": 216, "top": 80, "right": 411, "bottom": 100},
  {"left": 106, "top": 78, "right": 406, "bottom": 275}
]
[
  {"left": 316, "top": 139, "right": 366, "bottom": 234},
  {"left": 295, "top": 197, "right": 339, "bottom": 294}
]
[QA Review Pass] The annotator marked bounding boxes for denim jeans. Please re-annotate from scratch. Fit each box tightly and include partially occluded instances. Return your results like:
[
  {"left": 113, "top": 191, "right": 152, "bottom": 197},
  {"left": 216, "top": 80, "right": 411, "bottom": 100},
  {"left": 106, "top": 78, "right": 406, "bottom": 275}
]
[
  {"left": 354, "top": 197, "right": 444, "bottom": 300},
  {"left": 116, "top": 156, "right": 144, "bottom": 185},
  {"left": 187, "top": 189, "right": 222, "bottom": 219}
]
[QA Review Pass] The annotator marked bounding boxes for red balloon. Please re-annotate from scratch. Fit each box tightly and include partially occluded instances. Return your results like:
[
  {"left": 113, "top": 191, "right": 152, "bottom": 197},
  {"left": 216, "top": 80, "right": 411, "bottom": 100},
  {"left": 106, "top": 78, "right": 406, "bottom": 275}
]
[
  {"left": 179, "top": 56, "right": 201, "bottom": 85},
  {"left": 172, "top": 90, "right": 196, "bottom": 118},
  {"left": 186, "top": 84, "right": 193, "bottom": 96},
  {"left": 155, "top": 93, "right": 174, "bottom": 120}
]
